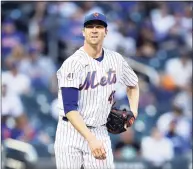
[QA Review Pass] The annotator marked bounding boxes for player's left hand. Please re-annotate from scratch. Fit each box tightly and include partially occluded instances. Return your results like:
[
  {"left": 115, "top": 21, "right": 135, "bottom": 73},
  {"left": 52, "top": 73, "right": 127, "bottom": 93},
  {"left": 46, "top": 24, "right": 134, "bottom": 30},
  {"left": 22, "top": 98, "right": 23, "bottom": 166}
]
[
  {"left": 125, "top": 110, "right": 136, "bottom": 128},
  {"left": 106, "top": 108, "right": 136, "bottom": 134}
]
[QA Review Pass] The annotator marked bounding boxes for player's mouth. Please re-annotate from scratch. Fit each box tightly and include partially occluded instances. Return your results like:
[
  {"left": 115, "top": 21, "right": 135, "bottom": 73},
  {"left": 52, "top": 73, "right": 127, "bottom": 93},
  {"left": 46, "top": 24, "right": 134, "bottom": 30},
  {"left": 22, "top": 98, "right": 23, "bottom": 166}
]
[{"left": 91, "top": 36, "right": 98, "bottom": 39}]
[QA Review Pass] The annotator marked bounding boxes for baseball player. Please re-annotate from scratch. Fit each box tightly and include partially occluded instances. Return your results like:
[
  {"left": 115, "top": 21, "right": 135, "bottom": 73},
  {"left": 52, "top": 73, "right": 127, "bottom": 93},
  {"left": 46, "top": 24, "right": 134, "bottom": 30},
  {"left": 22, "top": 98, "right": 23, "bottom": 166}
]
[{"left": 54, "top": 12, "right": 139, "bottom": 169}]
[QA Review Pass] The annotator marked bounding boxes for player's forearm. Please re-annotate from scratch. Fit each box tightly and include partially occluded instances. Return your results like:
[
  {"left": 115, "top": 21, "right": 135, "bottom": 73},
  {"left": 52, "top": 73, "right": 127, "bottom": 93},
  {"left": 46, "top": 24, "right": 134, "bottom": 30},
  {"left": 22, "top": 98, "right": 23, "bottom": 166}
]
[
  {"left": 126, "top": 84, "right": 139, "bottom": 118},
  {"left": 66, "top": 111, "right": 96, "bottom": 142}
]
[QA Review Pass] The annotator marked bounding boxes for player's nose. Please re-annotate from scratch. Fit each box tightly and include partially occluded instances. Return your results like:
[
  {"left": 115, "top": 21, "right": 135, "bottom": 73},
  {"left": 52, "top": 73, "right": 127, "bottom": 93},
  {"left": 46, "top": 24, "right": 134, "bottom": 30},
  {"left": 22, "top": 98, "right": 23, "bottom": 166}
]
[{"left": 92, "top": 27, "right": 98, "bottom": 33}]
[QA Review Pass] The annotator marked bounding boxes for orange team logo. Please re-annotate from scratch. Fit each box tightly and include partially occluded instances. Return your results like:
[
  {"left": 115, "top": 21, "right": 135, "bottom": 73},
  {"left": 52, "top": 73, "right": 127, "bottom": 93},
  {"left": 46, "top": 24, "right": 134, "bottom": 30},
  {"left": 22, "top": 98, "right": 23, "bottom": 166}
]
[{"left": 93, "top": 12, "right": 99, "bottom": 17}]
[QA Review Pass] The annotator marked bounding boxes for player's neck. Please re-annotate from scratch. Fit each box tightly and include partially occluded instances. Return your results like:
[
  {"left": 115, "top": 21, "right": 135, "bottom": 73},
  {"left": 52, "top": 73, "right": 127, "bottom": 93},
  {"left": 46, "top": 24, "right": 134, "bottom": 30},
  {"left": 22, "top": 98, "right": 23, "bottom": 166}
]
[{"left": 83, "top": 43, "right": 103, "bottom": 59}]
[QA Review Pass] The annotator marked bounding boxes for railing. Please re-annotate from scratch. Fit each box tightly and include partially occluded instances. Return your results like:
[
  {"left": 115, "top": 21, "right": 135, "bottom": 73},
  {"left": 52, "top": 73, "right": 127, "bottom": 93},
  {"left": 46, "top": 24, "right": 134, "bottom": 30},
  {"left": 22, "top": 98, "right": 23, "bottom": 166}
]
[
  {"left": 124, "top": 57, "right": 160, "bottom": 86},
  {"left": 3, "top": 139, "right": 38, "bottom": 169}
]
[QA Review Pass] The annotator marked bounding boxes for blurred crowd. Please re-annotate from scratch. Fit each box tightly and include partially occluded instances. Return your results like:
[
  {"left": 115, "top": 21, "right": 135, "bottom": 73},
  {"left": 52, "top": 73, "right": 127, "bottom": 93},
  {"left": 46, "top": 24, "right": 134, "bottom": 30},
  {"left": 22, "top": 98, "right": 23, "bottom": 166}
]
[{"left": 1, "top": 1, "right": 192, "bottom": 168}]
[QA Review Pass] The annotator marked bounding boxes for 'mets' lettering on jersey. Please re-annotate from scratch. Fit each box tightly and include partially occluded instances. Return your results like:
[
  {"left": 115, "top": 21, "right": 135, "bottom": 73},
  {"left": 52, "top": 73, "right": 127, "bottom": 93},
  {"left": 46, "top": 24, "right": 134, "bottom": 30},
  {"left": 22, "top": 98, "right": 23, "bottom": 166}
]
[{"left": 79, "top": 68, "right": 116, "bottom": 90}]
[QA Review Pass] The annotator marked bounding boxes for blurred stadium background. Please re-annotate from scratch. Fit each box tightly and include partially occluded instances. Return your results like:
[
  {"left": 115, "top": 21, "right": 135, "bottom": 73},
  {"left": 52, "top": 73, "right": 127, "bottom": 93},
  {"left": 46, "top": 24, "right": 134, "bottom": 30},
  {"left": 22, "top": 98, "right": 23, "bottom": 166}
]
[{"left": 1, "top": 1, "right": 192, "bottom": 169}]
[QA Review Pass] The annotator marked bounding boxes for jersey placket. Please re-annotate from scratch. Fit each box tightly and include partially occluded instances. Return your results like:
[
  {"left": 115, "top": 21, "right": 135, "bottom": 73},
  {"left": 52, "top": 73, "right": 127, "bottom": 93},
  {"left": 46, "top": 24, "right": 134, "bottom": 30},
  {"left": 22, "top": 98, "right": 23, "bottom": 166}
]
[
  {"left": 95, "top": 62, "right": 106, "bottom": 126},
  {"left": 92, "top": 62, "right": 104, "bottom": 126}
]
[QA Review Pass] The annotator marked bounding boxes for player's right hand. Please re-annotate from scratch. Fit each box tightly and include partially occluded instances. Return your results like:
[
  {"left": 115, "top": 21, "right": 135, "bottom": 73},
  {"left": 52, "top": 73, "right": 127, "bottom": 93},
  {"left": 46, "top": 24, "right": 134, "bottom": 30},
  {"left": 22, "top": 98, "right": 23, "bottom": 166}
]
[{"left": 88, "top": 138, "right": 106, "bottom": 160}]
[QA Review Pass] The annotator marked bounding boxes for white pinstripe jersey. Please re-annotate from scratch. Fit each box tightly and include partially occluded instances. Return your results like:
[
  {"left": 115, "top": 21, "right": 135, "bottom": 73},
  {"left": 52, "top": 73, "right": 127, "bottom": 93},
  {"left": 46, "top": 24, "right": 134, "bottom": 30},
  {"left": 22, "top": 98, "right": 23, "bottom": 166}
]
[{"left": 56, "top": 46, "right": 138, "bottom": 127}]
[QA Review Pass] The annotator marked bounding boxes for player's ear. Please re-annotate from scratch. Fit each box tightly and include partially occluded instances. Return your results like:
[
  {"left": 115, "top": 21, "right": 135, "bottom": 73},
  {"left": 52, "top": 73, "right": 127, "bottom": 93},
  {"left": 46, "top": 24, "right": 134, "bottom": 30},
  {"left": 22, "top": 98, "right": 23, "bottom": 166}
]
[
  {"left": 104, "top": 28, "right": 108, "bottom": 37},
  {"left": 82, "top": 28, "right": 85, "bottom": 37}
]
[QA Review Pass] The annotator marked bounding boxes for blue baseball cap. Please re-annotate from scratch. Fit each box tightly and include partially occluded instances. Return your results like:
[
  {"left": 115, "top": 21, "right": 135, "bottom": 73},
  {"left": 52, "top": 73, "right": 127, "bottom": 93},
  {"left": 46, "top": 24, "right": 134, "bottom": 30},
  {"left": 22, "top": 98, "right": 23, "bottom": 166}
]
[{"left": 84, "top": 12, "right": 108, "bottom": 27}]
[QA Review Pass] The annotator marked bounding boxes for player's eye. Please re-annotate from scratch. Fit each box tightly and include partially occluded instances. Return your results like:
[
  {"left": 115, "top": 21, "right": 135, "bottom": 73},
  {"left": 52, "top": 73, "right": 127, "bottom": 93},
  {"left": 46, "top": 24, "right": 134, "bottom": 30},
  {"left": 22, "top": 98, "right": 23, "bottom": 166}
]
[
  {"left": 95, "top": 25, "right": 104, "bottom": 29},
  {"left": 85, "top": 25, "right": 95, "bottom": 29}
]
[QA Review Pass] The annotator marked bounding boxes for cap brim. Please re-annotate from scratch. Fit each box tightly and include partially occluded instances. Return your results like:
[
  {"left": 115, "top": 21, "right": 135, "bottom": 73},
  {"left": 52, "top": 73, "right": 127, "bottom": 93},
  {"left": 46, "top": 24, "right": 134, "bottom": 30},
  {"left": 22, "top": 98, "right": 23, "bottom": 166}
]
[{"left": 84, "top": 20, "right": 107, "bottom": 27}]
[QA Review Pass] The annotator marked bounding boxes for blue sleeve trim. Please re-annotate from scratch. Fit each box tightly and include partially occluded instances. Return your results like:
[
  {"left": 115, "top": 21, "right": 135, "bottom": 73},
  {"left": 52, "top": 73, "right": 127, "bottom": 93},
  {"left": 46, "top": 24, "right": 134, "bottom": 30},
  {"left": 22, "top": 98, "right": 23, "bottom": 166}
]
[{"left": 61, "top": 87, "right": 78, "bottom": 114}]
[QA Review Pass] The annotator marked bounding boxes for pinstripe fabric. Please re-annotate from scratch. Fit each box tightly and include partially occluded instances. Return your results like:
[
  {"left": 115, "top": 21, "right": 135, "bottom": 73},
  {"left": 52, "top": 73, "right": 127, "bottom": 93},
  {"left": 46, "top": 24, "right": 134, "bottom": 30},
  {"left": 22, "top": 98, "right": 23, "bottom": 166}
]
[
  {"left": 119, "top": 58, "right": 138, "bottom": 87},
  {"left": 82, "top": 126, "right": 114, "bottom": 169},
  {"left": 54, "top": 119, "right": 114, "bottom": 169},
  {"left": 55, "top": 46, "right": 138, "bottom": 169},
  {"left": 54, "top": 118, "right": 84, "bottom": 169}
]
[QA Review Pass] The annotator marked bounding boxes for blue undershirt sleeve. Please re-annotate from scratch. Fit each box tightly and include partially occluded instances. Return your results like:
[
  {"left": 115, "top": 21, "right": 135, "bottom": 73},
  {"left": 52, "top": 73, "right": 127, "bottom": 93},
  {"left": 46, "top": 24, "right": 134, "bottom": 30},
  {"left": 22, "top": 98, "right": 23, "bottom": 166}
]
[{"left": 61, "top": 87, "right": 78, "bottom": 115}]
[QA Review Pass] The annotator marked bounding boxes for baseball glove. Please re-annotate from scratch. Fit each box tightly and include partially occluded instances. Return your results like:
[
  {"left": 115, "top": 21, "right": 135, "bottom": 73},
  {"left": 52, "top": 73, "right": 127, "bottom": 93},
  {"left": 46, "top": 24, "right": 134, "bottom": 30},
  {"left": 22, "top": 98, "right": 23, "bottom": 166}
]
[{"left": 106, "top": 107, "right": 135, "bottom": 134}]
